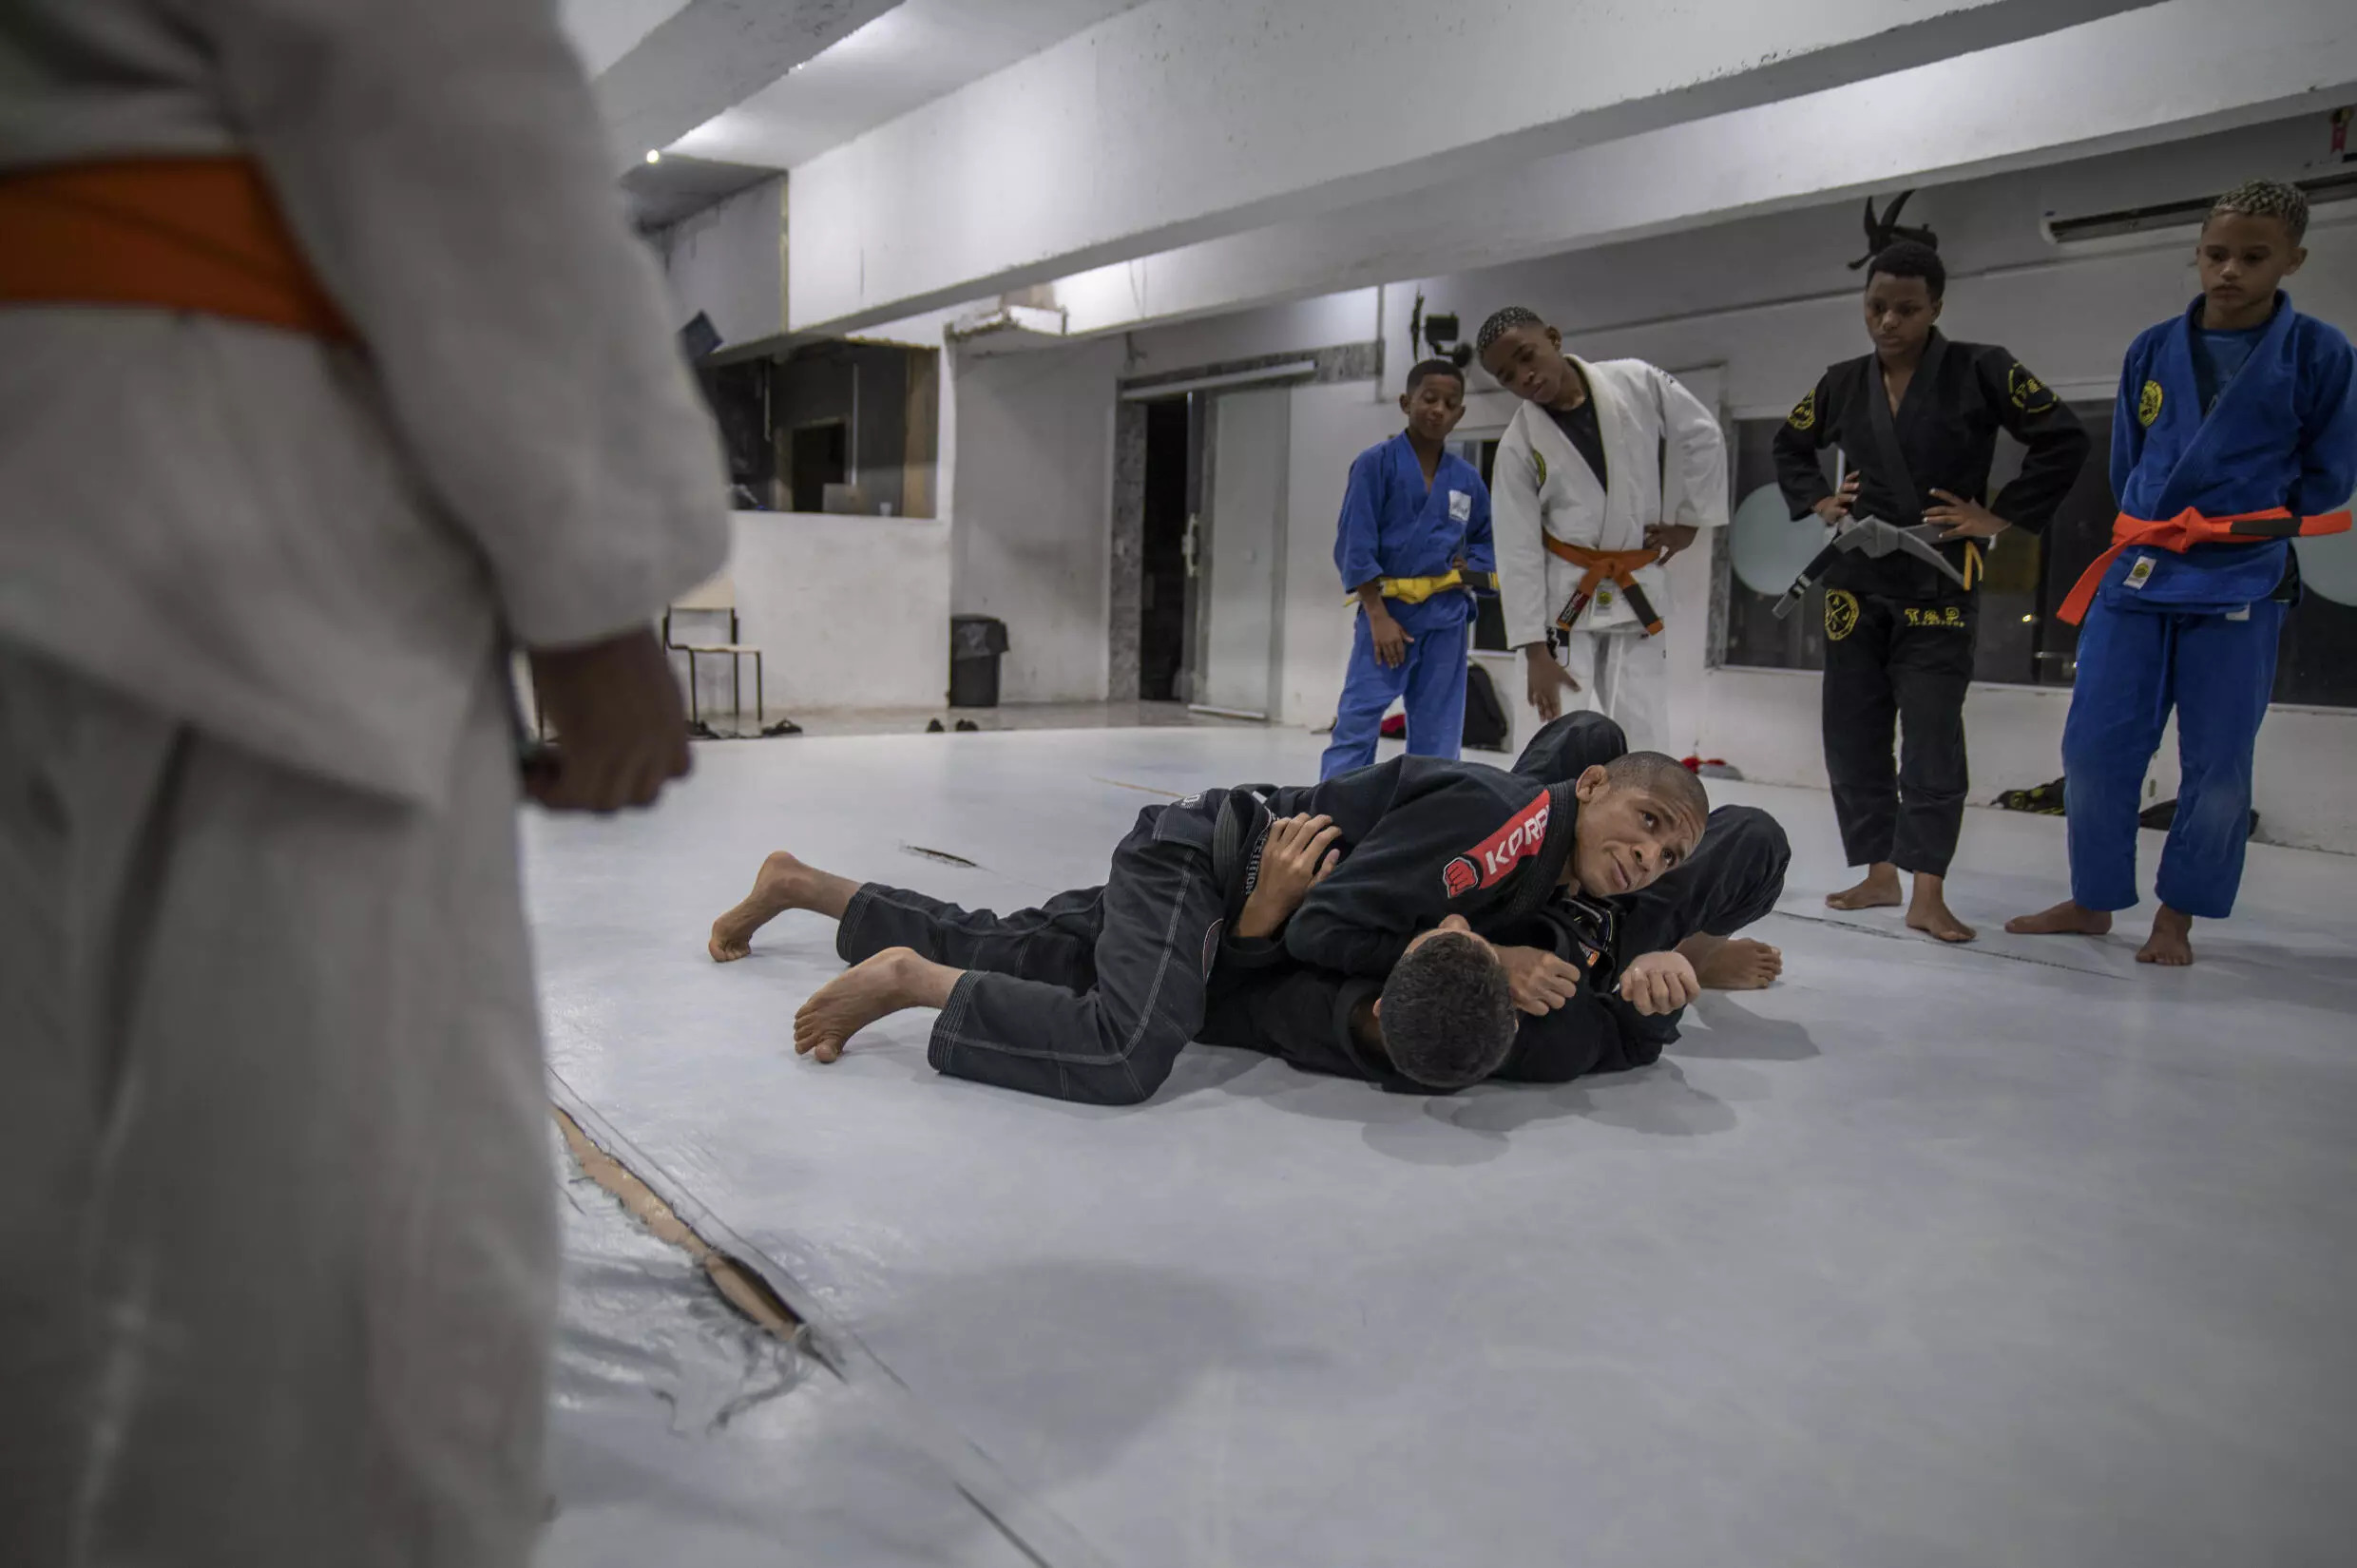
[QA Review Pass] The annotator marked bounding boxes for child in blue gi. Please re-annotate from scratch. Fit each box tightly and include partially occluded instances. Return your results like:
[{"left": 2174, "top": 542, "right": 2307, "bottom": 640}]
[
  {"left": 1319, "top": 359, "right": 1496, "bottom": 779},
  {"left": 2009, "top": 180, "right": 2355, "bottom": 965}
]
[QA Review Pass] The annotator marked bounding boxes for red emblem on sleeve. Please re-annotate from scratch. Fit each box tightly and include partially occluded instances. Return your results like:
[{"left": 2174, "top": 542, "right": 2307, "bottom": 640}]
[{"left": 1441, "top": 856, "right": 1480, "bottom": 899}]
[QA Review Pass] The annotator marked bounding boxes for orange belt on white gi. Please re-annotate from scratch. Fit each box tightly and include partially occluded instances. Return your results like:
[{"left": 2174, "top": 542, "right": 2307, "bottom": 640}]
[{"left": 0, "top": 157, "right": 355, "bottom": 340}]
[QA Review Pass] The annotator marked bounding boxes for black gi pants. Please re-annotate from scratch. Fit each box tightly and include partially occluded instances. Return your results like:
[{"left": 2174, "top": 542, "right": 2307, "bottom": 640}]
[
  {"left": 1820, "top": 594, "right": 1974, "bottom": 877},
  {"left": 835, "top": 806, "right": 1227, "bottom": 1106}
]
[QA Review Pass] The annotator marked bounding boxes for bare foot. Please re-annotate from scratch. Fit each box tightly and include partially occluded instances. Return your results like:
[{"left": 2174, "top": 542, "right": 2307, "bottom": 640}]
[
  {"left": 1827, "top": 863, "right": 1903, "bottom": 911},
  {"left": 1680, "top": 933, "right": 1782, "bottom": 990},
  {"left": 2137, "top": 906, "right": 2194, "bottom": 966},
  {"left": 793, "top": 948, "right": 955, "bottom": 1062},
  {"left": 709, "top": 850, "right": 841, "bottom": 963},
  {"left": 1905, "top": 873, "right": 1976, "bottom": 944},
  {"left": 2003, "top": 900, "right": 2113, "bottom": 938}
]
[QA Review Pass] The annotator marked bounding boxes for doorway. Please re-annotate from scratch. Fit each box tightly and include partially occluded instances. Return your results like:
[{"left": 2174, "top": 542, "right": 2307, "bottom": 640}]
[
  {"left": 789, "top": 420, "right": 848, "bottom": 514},
  {"left": 1193, "top": 386, "right": 1291, "bottom": 719},
  {"left": 1139, "top": 396, "right": 1194, "bottom": 701}
]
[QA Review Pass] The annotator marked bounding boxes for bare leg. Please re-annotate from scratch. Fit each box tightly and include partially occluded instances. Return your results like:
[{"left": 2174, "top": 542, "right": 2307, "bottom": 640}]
[
  {"left": 1677, "top": 932, "right": 1782, "bottom": 990},
  {"left": 2003, "top": 900, "right": 2114, "bottom": 938},
  {"left": 2137, "top": 905, "right": 2195, "bottom": 966},
  {"left": 1904, "top": 870, "right": 1976, "bottom": 944},
  {"left": 708, "top": 850, "right": 861, "bottom": 962},
  {"left": 793, "top": 948, "right": 962, "bottom": 1062},
  {"left": 1826, "top": 861, "right": 1903, "bottom": 911}
]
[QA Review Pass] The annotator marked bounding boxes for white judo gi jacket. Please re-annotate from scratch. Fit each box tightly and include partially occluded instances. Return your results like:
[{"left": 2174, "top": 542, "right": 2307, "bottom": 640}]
[
  {"left": 0, "top": 0, "right": 730, "bottom": 806},
  {"left": 1490, "top": 357, "right": 1728, "bottom": 751}
]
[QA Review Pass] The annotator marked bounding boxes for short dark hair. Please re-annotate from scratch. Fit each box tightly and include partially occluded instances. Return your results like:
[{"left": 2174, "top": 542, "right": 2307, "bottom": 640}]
[
  {"left": 1867, "top": 239, "right": 1945, "bottom": 301},
  {"left": 1475, "top": 305, "right": 1546, "bottom": 355},
  {"left": 2209, "top": 179, "right": 2309, "bottom": 244},
  {"left": 1406, "top": 358, "right": 1466, "bottom": 395},
  {"left": 1378, "top": 932, "right": 1517, "bottom": 1090},
  {"left": 1603, "top": 751, "right": 1710, "bottom": 831}
]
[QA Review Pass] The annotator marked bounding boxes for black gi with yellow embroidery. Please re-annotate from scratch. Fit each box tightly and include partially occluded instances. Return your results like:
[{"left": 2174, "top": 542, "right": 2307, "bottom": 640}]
[
  {"left": 1198, "top": 806, "right": 1792, "bottom": 1092},
  {"left": 835, "top": 748, "right": 1590, "bottom": 1106},
  {"left": 1773, "top": 332, "right": 2088, "bottom": 875}
]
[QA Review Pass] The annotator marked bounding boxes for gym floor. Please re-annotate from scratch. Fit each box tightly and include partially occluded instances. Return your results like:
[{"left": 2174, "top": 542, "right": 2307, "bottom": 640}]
[{"left": 528, "top": 726, "right": 2357, "bottom": 1568}]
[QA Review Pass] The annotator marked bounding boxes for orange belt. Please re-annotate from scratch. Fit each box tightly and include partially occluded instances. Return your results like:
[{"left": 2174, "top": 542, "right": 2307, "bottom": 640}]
[
  {"left": 0, "top": 157, "right": 355, "bottom": 340},
  {"left": 1543, "top": 536, "right": 1665, "bottom": 637},
  {"left": 2057, "top": 507, "right": 2352, "bottom": 625}
]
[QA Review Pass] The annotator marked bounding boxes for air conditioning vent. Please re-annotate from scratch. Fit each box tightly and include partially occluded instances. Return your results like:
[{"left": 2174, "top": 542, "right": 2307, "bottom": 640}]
[{"left": 2043, "top": 167, "right": 2357, "bottom": 250}]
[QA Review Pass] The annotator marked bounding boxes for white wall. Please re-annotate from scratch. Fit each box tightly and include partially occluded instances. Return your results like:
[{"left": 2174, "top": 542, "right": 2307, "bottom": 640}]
[
  {"left": 947, "top": 338, "right": 1126, "bottom": 702},
  {"left": 685, "top": 510, "right": 950, "bottom": 713},
  {"left": 1117, "top": 290, "right": 1381, "bottom": 379},
  {"left": 655, "top": 177, "right": 785, "bottom": 351}
]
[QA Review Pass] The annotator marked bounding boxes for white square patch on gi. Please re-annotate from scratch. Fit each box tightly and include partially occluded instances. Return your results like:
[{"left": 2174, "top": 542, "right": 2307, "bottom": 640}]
[
  {"left": 2125, "top": 555, "right": 2156, "bottom": 590},
  {"left": 2226, "top": 604, "right": 2252, "bottom": 621},
  {"left": 1448, "top": 489, "right": 1472, "bottom": 523}
]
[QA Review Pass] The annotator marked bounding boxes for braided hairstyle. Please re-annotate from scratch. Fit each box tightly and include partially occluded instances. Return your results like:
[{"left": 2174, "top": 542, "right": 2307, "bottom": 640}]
[
  {"left": 2208, "top": 179, "right": 2309, "bottom": 244},
  {"left": 1475, "top": 305, "right": 1545, "bottom": 356}
]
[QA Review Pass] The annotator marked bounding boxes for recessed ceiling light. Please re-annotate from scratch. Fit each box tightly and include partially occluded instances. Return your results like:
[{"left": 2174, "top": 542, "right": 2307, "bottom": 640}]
[{"left": 644, "top": 149, "right": 662, "bottom": 164}]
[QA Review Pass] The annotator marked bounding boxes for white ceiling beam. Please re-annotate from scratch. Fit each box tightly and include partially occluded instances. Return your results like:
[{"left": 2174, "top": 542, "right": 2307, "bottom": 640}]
[
  {"left": 1044, "top": 0, "right": 2357, "bottom": 339},
  {"left": 581, "top": 0, "right": 905, "bottom": 176},
  {"left": 786, "top": 0, "right": 2157, "bottom": 332}
]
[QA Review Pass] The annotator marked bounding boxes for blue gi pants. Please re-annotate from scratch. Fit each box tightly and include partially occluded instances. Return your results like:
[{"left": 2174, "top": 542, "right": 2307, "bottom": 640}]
[
  {"left": 2062, "top": 596, "right": 2282, "bottom": 918},
  {"left": 1320, "top": 607, "right": 1469, "bottom": 779}
]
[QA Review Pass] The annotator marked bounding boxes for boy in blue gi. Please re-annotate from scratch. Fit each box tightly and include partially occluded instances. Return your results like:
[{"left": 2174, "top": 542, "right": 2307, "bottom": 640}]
[
  {"left": 1320, "top": 358, "right": 1495, "bottom": 779},
  {"left": 2009, "top": 180, "right": 2355, "bottom": 965}
]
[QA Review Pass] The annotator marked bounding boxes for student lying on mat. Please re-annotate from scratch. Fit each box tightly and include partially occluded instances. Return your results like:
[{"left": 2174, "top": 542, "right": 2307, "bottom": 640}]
[
  {"left": 705, "top": 718, "right": 1714, "bottom": 1103},
  {"left": 1197, "top": 804, "right": 1789, "bottom": 1092}
]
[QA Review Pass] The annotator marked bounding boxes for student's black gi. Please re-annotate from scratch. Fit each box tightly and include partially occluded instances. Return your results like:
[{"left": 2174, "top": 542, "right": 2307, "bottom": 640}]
[
  {"left": 834, "top": 715, "right": 1627, "bottom": 1105},
  {"left": 1773, "top": 333, "right": 2087, "bottom": 875},
  {"left": 1198, "top": 805, "right": 1790, "bottom": 1091}
]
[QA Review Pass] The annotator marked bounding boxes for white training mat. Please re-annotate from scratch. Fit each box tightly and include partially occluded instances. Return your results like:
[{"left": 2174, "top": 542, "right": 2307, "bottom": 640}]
[{"left": 527, "top": 728, "right": 2357, "bottom": 1568}]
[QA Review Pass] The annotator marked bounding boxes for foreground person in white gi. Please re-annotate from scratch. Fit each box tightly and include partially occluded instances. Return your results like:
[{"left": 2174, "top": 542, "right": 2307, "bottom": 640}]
[{"left": 0, "top": 3, "right": 730, "bottom": 1565}]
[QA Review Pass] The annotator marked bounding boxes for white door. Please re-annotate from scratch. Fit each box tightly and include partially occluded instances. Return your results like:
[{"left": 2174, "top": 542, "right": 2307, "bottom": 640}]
[{"left": 1193, "top": 387, "right": 1291, "bottom": 718}]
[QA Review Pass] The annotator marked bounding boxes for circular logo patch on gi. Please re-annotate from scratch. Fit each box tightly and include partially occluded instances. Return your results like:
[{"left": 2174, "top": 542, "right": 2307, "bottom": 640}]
[
  {"left": 1532, "top": 450, "right": 1548, "bottom": 488},
  {"left": 2007, "top": 363, "right": 2055, "bottom": 414},
  {"left": 1787, "top": 390, "right": 1817, "bottom": 431},
  {"left": 1825, "top": 589, "right": 1860, "bottom": 642},
  {"left": 2138, "top": 379, "right": 2164, "bottom": 427}
]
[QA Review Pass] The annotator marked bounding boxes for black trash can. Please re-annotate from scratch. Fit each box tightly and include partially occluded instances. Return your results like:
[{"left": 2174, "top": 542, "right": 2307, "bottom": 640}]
[{"left": 949, "top": 614, "right": 1010, "bottom": 708}]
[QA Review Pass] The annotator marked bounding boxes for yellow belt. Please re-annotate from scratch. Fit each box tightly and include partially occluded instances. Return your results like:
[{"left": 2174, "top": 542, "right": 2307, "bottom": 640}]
[{"left": 1348, "top": 568, "right": 1498, "bottom": 606}]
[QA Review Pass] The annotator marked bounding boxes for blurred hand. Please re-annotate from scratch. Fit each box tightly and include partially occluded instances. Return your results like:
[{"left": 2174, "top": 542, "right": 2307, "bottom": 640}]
[
  {"left": 1926, "top": 488, "right": 2011, "bottom": 541},
  {"left": 1643, "top": 523, "right": 1700, "bottom": 559},
  {"left": 1497, "top": 944, "right": 1583, "bottom": 1015},
  {"left": 1236, "top": 814, "right": 1344, "bottom": 939},
  {"left": 526, "top": 628, "right": 691, "bottom": 813},
  {"left": 1813, "top": 471, "right": 1862, "bottom": 526},
  {"left": 1618, "top": 950, "right": 1702, "bottom": 1016},
  {"left": 1523, "top": 643, "right": 1581, "bottom": 720},
  {"left": 1369, "top": 610, "right": 1414, "bottom": 669}
]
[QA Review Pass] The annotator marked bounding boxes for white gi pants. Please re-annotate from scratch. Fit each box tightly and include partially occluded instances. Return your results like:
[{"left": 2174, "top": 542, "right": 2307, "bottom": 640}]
[
  {"left": 1554, "top": 628, "right": 1672, "bottom": 755},
  {"left": 0, "top": 642, "right": 554, "bottom": 1568}
]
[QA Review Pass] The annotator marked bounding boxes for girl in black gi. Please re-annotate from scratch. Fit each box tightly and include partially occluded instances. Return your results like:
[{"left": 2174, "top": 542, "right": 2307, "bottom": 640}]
[{"left": 1773, "top": 241, "right": 2088, "bottom": 942}]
